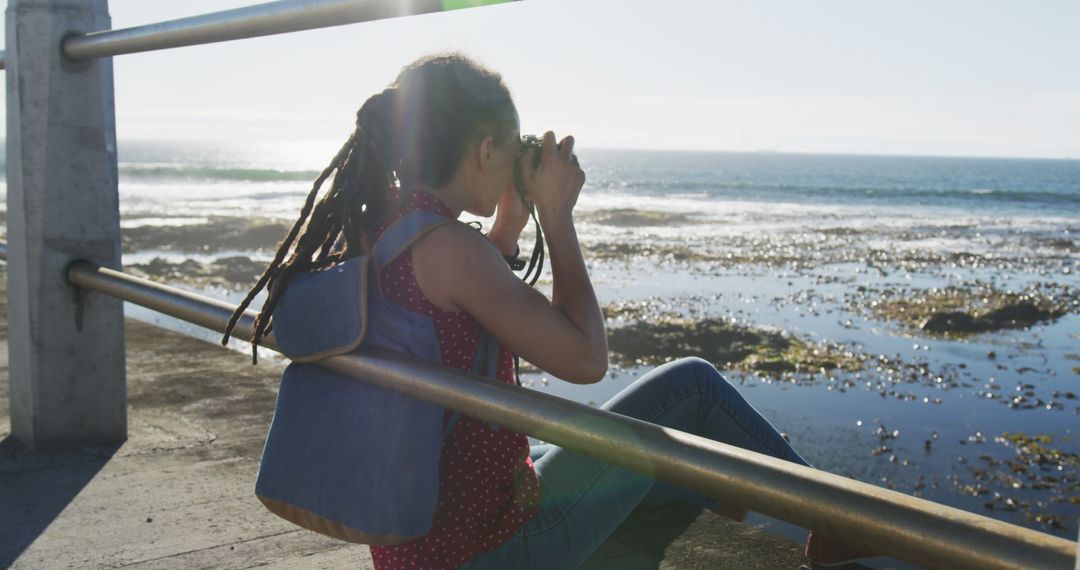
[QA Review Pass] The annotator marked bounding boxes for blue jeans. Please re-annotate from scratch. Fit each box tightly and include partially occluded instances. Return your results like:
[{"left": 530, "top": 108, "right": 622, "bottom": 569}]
[{"left": 461, "top": 357, "right": 810, "bottom": 570}]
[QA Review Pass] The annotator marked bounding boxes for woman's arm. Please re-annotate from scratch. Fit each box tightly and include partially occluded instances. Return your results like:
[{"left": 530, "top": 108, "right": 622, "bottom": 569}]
[
  {"left": 412, "top": 132, "right": 608, "bottom": 384},
  {"left": 486, "top": 188, "right": 529, "bottom": 257},
  {"left": 527, "top": 133, "right": 607, "bottom": 380}
]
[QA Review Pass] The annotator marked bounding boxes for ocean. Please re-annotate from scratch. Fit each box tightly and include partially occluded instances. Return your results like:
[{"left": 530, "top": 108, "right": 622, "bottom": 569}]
[
  {"left": 2, "top": 141, "right": 1078, "bottom": 558},
  {"left": 112, "top": 141, "right": 1080, "bottom": 210}
]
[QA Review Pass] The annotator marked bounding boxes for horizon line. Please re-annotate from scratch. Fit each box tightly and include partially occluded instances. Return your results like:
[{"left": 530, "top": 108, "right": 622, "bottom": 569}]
[
  {"left": 0, "top": 138, "right": 1076, "bottom": 163},
  {"left": 582, "top": 145, "right": 1080, "bottom": 163}
]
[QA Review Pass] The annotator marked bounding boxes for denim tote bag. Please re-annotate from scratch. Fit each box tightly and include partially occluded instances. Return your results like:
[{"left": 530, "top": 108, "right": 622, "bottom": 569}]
[{"left": 255, "top": 210, "right": 500, "bottom": 545}]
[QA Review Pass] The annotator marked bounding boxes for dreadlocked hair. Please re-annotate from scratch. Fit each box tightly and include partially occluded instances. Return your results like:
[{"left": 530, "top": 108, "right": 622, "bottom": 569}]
[{"left": 221, "top": 53, "right": 518, "bottom": 363}]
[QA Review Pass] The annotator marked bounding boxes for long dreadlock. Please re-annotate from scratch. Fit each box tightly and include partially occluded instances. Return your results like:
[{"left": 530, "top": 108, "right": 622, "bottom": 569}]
[
  {"left": 220, "top": 89, "right": 397, "bottom": 362},
  {"left": 221, "top": 53, "right": 520, "bottom": 363}
]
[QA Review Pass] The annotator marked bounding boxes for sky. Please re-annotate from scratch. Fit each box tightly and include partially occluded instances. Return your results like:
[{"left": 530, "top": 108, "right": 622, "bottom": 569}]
[{"left": 2, "top": 0, "right": 1079, "bottom": 161}]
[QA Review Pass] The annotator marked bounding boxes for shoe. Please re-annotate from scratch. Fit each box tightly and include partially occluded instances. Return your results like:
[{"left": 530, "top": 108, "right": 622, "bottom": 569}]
[{"left": 804, "top": 531, "right": 879, "bottom": 567}]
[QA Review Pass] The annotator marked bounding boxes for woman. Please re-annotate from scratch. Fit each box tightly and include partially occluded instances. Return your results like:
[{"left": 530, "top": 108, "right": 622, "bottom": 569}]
[{"left": 225, "top": 53, "right": 872, "bottom": 569}]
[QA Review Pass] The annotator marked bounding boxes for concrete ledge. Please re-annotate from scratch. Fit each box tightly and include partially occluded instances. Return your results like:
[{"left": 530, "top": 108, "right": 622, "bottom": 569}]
[{"left": 0, "top": 271, "right": 809, "bottom": 569}]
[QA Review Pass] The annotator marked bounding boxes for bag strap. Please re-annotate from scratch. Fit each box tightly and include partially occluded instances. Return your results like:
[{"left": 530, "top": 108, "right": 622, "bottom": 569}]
[
  {"left": 371, "top": 210, "right": 457, "bottom": 270},
  {"left": 372, "top": 209, "right": 462, "bottom": 437},
  {"left": 442, "top": 413, "right": 462, "bottom": 441},
  {"left": 441, "top": 330, "right": 500, "bottom": 438}
]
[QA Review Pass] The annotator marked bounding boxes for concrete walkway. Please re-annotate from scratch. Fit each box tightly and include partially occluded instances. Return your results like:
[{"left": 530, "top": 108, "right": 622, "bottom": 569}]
[{"left": 0, "top": 270, "right": 810, "bottom": 569}]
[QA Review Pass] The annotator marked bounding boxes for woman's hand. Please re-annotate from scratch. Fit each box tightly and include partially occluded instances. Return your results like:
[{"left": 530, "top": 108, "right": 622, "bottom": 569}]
[
  {"left": 521, "top": 131, "right": 586, "bottom": 227},
  {"left": 411, "top": 130, "right": 608, "bottom": 384},
  {"left": 488, "top": 187, "right": 530, "bottom": 257}
]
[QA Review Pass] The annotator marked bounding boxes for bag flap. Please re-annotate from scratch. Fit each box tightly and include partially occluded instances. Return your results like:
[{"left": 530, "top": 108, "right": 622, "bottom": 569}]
[
  {"left": 272, "top": 257, "right": 370, "bottom": 361},
  {"left": 272, "top": 209, "right": 454, "bottom": 362}
]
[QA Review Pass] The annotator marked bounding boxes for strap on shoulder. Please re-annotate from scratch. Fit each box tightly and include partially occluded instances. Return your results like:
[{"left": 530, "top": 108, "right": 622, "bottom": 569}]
[
  {"left": 371, "top": 210, "right": 457, "bottom": 270},
  {"left": 372, "top": 209, "right": 462, "bottom": 437},
  {"left": 442, "top": 412, "right": 462, "bottom": 441}
]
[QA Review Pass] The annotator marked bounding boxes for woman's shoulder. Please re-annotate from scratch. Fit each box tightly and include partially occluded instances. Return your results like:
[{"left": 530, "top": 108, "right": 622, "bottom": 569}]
[
  {"left": 409, "top": 221, "right": 506, "bottom": 313},
  {"left": 415, "top": 221, "right": 498, "bottom": 266}
]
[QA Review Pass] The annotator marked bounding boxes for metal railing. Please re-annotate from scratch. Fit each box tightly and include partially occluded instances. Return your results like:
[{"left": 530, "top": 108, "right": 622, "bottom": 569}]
[
  {"left": 0, "top": 0, "right": 514, "bottom": 69},
  {"left": 0, "top": 242, "right": 1075, "bottom": 569},
  {"left": 2, "top": 0, "right": 1078, "bottom": 568},
  {"left": 62, "top": 0, "right": 515, "bottom": 62}
]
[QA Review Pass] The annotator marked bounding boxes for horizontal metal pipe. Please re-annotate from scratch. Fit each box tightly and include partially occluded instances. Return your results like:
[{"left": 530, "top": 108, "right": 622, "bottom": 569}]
[
  {"left": 0, "top": 244, "right": 1072, "bottom": 568},
  {"left": 66, "top": 260, "right": 267, "bottom": 349},
  {"left": 63, "top": 0, "right": 516, "bottom": 61}
]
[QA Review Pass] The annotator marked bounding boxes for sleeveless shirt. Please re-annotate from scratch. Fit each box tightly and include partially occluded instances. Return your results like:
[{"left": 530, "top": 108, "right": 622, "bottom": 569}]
[{"left": 369, "top": 190, "right": 541, "bottom": 569}]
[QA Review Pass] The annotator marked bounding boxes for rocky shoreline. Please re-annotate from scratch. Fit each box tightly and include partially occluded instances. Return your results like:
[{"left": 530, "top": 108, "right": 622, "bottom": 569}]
[{"left": 101, "top": 204, "right": 1080, "bottom": 538}]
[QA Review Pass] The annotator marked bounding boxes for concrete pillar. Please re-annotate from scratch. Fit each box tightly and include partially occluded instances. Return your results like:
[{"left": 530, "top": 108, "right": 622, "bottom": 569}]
[{"left": 5, "top": 0, "right": 125, "bottom": 451}]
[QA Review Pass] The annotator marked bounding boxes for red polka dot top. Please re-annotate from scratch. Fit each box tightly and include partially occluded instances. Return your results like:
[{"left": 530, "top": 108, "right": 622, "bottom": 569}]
[{"left": 369, "top": 190, "right": 541, "bottom": 570}]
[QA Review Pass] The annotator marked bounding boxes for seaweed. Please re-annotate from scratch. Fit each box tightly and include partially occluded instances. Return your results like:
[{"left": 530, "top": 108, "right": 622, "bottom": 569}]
[
  {"left": 606, "top": 316, "right": 862, "bottom": 375},
  {"left": 854, "top": 284, "right": 1077, "bottom": 336}
]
